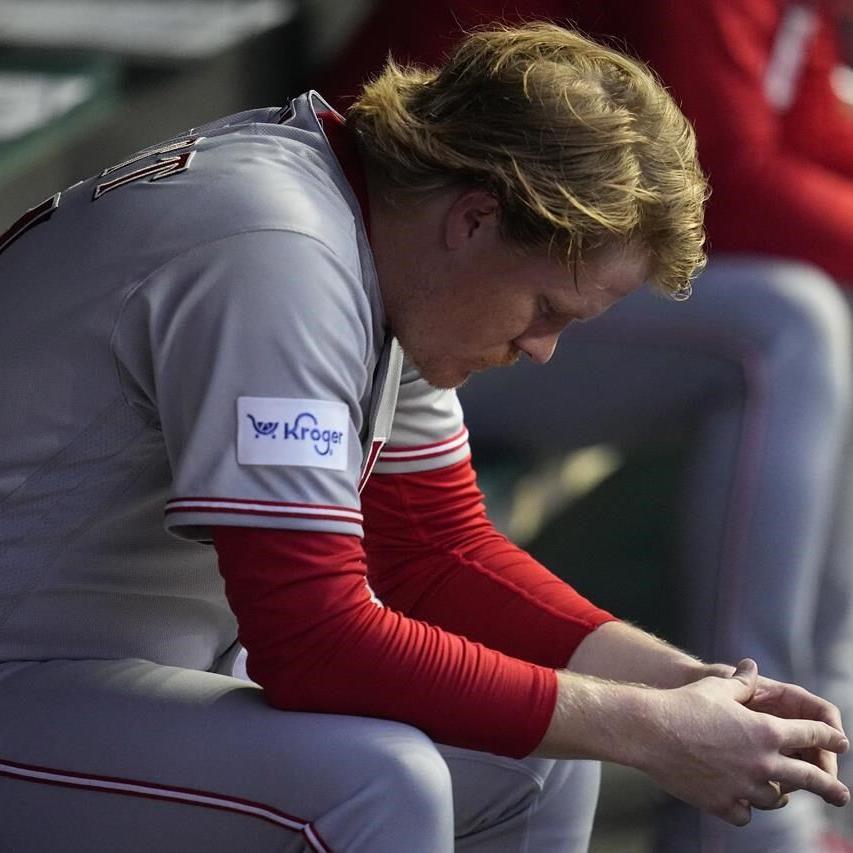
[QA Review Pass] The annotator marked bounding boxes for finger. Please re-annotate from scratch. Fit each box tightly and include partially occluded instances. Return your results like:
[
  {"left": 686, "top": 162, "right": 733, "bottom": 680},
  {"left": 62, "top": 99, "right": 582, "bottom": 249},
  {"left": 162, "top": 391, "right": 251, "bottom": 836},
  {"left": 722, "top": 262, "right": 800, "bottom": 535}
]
[
  {"left": 777, "top": 753, "right": 807, "bottom": 794},
  {"left": 805, "top": 693, "right": 845, "bottom": 735},
  {"left": 774, "top": 755, "right": 851, "bottom": 807},
  {"left": 748, "top": 781, "right": 789, "bottom": 811},
  {"left": 780, "top": 720, "right": 850, "bottom": 755},
  {"left": 749, "top": 679, "right": 847, "bottom": 737},
  {"left": 795, "top": 688, "right": 845, "bottom": 735},
  {"left": 784, "top": 685, "right": 846, "bottom": 734},
  {"left": 728, "top": 658, "right": 758, "bottom": 703},
  {"left": 816, "top": 747, "right": 839, "bottom": 779},
  {"left": 720, "top": 799, "right": 752, "bottom": 826},
  {"left": 784, "top": 746, "right": 839, "bottom": 780}
]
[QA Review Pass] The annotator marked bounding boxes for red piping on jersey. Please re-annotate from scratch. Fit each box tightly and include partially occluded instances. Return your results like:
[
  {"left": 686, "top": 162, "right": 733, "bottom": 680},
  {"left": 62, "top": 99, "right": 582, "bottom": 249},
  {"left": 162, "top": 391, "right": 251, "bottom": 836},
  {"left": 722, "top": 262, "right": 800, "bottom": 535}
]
[
  {"left": 381, "top": 426, "right": 469, "bottom": 453},
  {"left": 167, "top": 497, "right": 361, "bottom": 512},
  {"left": 377, "top": 445, "right": 468, "bottom": 464},
  {"left": 165, "top": 498, "right": 362, "bottom": 527},
  {"left": 358, "top": 438, "right": 386, "bottom": 492},
  {"left": 167, "top": 507, "right": 362, "bottom": 525},
  {"left": 317, "top": 110, "right": 371, "bottom": 242},
  {"left": 377, "top": 430, "right": 470, "bottom": 463},
  {"left": 0, "top": 757, "right": 331, "bottom": 852}
]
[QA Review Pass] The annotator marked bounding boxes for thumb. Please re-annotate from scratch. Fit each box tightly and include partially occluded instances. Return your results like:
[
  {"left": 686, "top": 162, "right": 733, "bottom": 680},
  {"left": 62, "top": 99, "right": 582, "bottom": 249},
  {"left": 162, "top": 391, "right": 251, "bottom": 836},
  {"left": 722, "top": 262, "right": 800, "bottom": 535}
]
[{"left": 729, "top": 658, "right": 758, "bottom": 703}]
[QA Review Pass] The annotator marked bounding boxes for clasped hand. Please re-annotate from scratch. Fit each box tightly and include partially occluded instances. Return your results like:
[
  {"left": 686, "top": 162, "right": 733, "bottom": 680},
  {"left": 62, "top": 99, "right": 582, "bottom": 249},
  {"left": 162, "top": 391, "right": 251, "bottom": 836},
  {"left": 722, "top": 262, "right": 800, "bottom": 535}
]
[{"left": 644, "top": 658, "right": 850, "bottom": 826}]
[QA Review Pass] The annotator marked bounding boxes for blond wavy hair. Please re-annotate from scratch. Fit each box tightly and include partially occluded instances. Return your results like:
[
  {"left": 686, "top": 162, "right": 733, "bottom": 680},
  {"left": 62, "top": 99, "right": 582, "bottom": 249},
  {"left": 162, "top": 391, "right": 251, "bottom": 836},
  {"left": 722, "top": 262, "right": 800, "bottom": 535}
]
[{"left": 348, "top": 23, "right": 708, "bottom": 297}]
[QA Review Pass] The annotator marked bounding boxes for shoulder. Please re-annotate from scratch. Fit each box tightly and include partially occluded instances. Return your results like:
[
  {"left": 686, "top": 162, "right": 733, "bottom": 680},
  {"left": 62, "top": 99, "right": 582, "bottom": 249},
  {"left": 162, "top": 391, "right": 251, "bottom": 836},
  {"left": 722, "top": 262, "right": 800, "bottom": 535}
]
[
  {"left": 192, "top": 131, "right": 359, "bottom": 258},
  {"left": 55, "top": 95, "right": 366, "bottom": 281}
]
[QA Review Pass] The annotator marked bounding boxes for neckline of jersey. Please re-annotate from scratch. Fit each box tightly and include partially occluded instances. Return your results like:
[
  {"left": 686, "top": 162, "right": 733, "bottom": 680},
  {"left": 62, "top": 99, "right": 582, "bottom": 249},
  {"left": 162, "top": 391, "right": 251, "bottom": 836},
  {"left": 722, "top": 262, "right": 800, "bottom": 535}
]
[{"left": 316, "top": 110, "right": 372, "bottom": 244}]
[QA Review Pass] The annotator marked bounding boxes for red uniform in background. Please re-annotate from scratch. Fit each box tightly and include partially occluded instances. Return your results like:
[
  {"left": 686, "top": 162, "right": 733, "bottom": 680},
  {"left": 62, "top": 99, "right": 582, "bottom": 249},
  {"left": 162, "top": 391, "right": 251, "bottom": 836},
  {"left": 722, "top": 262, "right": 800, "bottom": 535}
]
[{"left": 586, "top": 0, "right": 853, "bottom": 283}]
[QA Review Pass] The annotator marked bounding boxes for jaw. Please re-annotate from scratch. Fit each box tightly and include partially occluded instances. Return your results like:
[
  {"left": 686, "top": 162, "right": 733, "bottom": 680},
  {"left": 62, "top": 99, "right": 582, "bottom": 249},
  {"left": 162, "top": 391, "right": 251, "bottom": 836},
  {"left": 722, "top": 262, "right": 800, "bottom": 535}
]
[
  {"left": 405, "top": 346, "right": 521, "bottom": 390},
  {"left": 399, "top": 343, "right": 470, "bottom": 390},
  {"left": 412, "top": 358, "right": 470, "bottom": 390}
]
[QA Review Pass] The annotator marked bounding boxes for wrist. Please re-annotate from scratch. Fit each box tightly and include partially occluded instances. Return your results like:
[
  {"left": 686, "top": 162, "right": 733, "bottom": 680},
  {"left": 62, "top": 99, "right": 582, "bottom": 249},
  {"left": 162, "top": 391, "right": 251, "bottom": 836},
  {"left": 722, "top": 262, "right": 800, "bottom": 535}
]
[
  {"left": 677, "top": 659, "right": 736, "bottom": 686},
  {"left": 535, "top": 669, "right": 665, "bottom": 767},
  {"left": 569, "top": 622, "right": 732, "bottom": 690},
  {"left": 671, "top": 658, "right": 733, "bottom": 687}
]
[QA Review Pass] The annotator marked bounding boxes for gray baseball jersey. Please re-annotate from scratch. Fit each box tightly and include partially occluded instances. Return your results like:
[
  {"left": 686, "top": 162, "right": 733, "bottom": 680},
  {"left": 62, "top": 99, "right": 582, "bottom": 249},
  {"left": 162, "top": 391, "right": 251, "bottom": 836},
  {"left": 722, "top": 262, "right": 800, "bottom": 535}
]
[{"left": 0, "top": 92, "right": 469, "bottom": 670}]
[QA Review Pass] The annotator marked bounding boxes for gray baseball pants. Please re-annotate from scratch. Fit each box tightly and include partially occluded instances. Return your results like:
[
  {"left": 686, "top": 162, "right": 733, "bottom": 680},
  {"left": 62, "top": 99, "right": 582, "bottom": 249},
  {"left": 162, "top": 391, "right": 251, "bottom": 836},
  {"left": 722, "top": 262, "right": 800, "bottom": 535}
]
[{"left": 0, "top": 658, "right": 599, "bottom": 852}]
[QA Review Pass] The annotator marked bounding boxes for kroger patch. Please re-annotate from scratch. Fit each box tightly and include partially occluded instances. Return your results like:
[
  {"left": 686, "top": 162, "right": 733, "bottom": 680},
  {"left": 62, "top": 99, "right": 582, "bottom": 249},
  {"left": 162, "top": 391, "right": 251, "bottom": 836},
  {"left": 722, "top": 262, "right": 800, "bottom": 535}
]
[{"left": 237, "top": 396, "right": 348, "bottom": 470}]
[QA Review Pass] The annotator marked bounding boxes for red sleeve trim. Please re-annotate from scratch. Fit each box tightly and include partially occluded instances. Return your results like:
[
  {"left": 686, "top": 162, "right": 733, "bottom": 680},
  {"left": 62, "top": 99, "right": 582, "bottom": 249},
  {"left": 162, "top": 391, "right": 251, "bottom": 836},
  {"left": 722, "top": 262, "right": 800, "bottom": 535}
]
[
  {"left": 358, "top": 438, "right": 385, "bottom": 492},
  {"left": 213, "top": 526, "right": 556, "bottom": 758},
  {"left": 378, "top": 428, "right": 470, "bottom": 463},
  {"left": 382, "top": 426, "right": 468, "bottom": 452}
]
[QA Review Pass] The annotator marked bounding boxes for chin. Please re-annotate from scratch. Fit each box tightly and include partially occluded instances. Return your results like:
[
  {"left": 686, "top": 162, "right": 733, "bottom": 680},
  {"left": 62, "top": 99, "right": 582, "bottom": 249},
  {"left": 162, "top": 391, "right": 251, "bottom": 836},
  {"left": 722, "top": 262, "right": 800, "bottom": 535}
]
[
  {"left": 407, "top": 354, "right": 470, "bottom": 390},
  {"left": 420, "top": 357, "right": 519, "bottom": 389},
  {"left": 402, "top": 339, "right": 513, "bottom": 389},
  {"left": 423, "top": 367, "right": 471, "bottom": 390}
]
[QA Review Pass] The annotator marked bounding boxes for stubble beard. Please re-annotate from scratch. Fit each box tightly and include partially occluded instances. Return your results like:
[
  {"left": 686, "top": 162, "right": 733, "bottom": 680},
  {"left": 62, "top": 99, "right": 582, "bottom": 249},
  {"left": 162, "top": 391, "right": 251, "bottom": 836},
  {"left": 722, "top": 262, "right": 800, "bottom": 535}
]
[
  {"left": 390, "top": 285, "right": 520, "bottom": 389},
  {"left": 404, "top": 343, "right": 521, "bottom": 391}
]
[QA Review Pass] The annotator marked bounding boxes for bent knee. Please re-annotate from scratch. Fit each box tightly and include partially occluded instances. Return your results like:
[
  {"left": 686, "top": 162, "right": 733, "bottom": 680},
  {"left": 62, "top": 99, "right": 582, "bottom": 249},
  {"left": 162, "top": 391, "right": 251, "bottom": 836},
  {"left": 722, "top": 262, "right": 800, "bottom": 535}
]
[
  {"left": 706, "top": 257, "right": 851, "bottom": 406},
  {"left": 713, "top": 257, "right": 849, "bottom": 350},
  {"left": 365, "top": 726, "right": 453, "bottom": 817}
]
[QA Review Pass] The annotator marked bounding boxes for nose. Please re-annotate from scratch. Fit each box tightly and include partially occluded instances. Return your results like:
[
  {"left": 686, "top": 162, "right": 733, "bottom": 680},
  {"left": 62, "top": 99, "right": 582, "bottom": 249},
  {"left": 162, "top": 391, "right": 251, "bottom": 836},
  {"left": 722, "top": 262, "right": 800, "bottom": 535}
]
[{"left": 513, "top": 331, "right": 560, "bottom": 364}]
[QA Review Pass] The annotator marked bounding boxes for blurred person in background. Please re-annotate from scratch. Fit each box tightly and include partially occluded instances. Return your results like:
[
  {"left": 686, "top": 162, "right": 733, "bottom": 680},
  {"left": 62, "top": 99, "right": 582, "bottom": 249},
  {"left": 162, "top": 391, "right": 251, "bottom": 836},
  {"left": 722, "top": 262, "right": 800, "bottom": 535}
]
[{"left": 322, "top": 1, "right": 853, "bottom": 851}]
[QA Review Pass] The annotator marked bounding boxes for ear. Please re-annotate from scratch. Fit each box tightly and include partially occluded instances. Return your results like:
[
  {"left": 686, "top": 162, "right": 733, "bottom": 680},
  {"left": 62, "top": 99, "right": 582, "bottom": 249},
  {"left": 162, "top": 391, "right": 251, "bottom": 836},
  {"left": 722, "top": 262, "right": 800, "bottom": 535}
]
[{"left": 444, "top": 189, "right": 500, "bottom": 250}]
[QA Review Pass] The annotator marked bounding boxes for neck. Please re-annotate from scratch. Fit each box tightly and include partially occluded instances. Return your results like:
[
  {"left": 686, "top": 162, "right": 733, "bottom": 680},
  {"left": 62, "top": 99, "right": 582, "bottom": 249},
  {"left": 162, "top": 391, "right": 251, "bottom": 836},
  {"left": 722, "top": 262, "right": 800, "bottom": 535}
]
[{"left": 363, "top": 168, "right": 448, "bottom": 333}]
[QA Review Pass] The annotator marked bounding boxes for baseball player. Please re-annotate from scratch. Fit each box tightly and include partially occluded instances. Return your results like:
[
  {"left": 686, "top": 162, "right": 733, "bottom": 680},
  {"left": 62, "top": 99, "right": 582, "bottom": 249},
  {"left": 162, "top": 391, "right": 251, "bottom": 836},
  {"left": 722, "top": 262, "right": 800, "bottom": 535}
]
[{"left": 0, "top": 23, "right": 848, "bottom": 853}]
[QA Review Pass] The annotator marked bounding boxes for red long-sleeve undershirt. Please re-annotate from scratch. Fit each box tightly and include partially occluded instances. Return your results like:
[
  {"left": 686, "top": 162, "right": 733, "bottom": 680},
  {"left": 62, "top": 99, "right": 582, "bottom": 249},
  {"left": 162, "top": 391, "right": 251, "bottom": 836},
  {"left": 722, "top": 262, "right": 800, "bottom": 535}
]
[
  {"left": 361, "top": 458, "right": 615, "bottom": 667},
  {"left": 213, "top": 457, "right": 615, "bottom": 758}
]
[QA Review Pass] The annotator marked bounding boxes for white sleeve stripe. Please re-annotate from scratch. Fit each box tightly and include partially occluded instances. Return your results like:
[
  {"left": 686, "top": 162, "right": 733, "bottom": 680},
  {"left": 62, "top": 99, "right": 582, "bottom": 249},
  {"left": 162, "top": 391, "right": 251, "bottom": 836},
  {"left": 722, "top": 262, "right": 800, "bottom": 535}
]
[
  {"left": 165, "top": 498, "right": 362, "bottom": 523},
  {"left": 378, "top": 428, "right": 469, "bottom": 461},
  {"left": 166, "top": 508, "right": 362, "bottom": 526},
  {"left": 167, "top": 496, "right": 357, "bottom": 511}
]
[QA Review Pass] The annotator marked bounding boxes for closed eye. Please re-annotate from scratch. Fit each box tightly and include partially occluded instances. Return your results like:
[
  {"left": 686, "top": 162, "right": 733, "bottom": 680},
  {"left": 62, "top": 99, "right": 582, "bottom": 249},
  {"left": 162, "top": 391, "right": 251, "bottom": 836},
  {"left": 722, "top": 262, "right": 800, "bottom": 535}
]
[
  {"left": 539, "top": 296, "right": 558, "bottom": 320},
  {"left": 539, "top": 295, "right": 579, "bottom": 328}
]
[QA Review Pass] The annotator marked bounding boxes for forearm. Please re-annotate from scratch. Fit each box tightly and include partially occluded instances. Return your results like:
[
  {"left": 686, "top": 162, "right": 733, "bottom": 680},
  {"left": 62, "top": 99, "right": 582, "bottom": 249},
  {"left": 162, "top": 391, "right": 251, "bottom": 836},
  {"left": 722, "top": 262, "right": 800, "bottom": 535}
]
[
  {"left": 536, "top": 625, "right": 722, "bottom": 764},
  {"left": 568, "top": 620, "right": 733, "bottom": 688},
  {"left": 532, "top": 668, "right": 656, "bottom": 764},
  {"left": 362, "top": 461, "right": 615, "bottom": 668}
]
